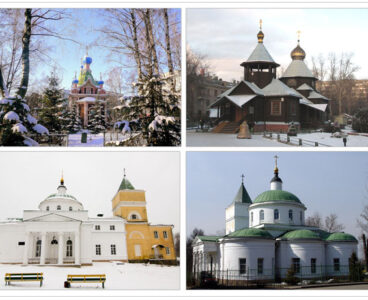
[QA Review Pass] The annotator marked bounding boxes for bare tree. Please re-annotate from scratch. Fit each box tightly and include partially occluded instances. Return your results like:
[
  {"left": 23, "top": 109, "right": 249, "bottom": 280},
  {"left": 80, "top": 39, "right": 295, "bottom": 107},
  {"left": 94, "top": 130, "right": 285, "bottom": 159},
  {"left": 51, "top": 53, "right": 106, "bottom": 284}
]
[
  {"left": 305, "top": 212, "right": 323, "bottom": 228},
  {"left": 324, "top": 213, "right": 345, "bottom": 232},
  {"left": 311, "top": 54, "right": 327, "bottom": 81},
  {"left": 163, "top": 8, "right": 175, "bottom": 93},
  {"left": 174, "top": 232, "right": 180, "bottom": 258}
]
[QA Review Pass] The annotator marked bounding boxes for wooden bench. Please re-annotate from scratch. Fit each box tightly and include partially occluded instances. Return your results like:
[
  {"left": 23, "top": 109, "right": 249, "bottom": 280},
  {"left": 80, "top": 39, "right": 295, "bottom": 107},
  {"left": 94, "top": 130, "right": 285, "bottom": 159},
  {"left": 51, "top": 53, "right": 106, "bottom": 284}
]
[
  {"left": 4, "top": 273, "right": 43, "bottom": 287},
  {"left": 67, "top": 274, "right": 106, "bottom": 288}
]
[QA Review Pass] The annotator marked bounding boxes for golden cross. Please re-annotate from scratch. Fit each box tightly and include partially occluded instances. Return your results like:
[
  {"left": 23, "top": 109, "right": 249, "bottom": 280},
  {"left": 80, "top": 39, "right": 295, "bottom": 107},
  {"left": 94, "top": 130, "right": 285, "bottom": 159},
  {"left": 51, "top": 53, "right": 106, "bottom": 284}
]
[
  {"left": 260, "top": 19, "right": 262, "bottom": 30},
  {"left": 274, "top": 155, "right": 279, "bottom": 168},
  {"left": 297, "top": 30, "right": 301, "bottom": 42}
]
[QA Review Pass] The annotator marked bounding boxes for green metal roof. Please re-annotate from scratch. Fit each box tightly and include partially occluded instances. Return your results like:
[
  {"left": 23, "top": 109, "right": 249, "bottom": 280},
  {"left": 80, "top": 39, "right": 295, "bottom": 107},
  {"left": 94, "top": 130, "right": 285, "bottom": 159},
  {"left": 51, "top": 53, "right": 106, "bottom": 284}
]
[
  {"left": 253, "top": 190, "right": 301, "bottom": 204},
  {"left": 281, "top": 229, "right": 320, "bottom": 240},
  {"left": 233, "top": 183, "right": 252, "bottom": 204},
  {"left": 197, "top": 236, "right": 220, "bottom": 242},
  {"left": 228, "top": 228, "right": 273, "bottom": 239},
  {"left": 326, "top": 232, "right": 357, "bottom": 242},
  {"left": 78, "top": 69, "right": 98, "bottom": 86},
  {"left": 119, "top": 176, "right": 135, "bottom": 190}
]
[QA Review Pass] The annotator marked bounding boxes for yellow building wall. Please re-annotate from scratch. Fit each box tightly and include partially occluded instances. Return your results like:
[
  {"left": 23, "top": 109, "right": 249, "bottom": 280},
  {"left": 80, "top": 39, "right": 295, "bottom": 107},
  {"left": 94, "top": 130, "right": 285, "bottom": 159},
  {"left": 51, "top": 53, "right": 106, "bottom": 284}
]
[
  {"left": 112, "top": 190, "right": 146, "bottom": 210},
  {"left": 113, "top": 206, "right": 148, "bottom": 222}
]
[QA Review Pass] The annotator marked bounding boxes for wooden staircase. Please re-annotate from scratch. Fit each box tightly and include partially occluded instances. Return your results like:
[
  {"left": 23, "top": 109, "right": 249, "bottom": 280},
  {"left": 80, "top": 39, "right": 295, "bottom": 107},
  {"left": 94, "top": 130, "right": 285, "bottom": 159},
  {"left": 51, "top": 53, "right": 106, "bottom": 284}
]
[{"left": 212, "top": 121, "right": 242, "bottom": 134}]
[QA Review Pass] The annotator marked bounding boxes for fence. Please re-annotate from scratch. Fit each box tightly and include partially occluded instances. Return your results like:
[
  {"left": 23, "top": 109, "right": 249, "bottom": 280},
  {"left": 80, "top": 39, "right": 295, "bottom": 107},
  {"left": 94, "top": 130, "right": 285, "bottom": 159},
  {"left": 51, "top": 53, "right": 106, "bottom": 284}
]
[
  {"left": 190, "top": 265, "right": 350, "bottom": 288},
  {"left": 263, "top": 132, "right": 331, "bottom": 147}
]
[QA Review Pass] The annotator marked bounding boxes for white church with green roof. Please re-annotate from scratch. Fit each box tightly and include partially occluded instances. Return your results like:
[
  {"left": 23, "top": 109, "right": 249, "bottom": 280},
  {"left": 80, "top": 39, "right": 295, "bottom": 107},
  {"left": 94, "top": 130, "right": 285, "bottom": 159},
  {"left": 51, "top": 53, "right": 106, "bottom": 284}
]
[{"left": 192, "top": 157, "right": 358, "bottom": 282}]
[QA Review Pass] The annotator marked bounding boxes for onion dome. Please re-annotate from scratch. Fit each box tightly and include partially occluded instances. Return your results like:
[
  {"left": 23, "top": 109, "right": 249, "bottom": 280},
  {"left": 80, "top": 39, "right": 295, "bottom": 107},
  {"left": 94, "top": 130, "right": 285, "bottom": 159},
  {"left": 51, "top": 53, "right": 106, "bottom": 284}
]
[
  {"left": 83, "top": 55, "right": 92, "bottom": 65},
  {"left": 257, "top": 19, "right": 264, "bottom": 43},
  {"left": 98, "top": 80, "right": 104, "bottom": 85},
  {"left": 291, "top": 44, "right": 306, "bottom": 61},
  {"left": 326, "top": 232, "right": 358, "bottom": 242},
  {"left": 228, "top": 228, "right": 273, "bottom": 239},
  {"left": 253, "top": 189, "right": 301, "bottom": 204},
  {"left": 72, "top": 79, "right": 79, "bottom": 84},
  {"left": 280, "top": 229, "right": 320, "bottom": 240}
]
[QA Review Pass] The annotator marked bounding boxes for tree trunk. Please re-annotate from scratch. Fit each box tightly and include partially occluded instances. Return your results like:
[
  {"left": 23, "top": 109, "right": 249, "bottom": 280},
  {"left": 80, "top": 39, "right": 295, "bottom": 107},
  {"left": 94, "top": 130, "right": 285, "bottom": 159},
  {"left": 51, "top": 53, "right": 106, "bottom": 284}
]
[
  {"left": 130, "top": 9, "right": 143, "bottom": 82},
  {"left": 0, "top": 67, "right": 6, "bottom": 97},
  {"left": 163, "top": 8, "right": 175, "bottom": 94},
  {"left": 17, "top": 8, "right": 32, "bottom": 99},
  {"left": 363, "top": 234, "right": 368, "bottom": 271},
  {"left": 145, "top": 9, "right": 159, "bottom": 76}
]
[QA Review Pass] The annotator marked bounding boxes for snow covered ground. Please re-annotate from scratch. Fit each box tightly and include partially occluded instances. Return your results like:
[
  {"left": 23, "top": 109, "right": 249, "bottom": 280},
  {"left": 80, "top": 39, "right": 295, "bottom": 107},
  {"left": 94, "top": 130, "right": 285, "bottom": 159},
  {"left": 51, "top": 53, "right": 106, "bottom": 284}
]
[
  {"left": 67, "top": 132, "right": 134, "bottom": 147},
  {"left": 187, "top": 130, "right": 368, "bottom": 147},
  {"left": 0, "top": 262, "right": 179, "bottom": 290}
]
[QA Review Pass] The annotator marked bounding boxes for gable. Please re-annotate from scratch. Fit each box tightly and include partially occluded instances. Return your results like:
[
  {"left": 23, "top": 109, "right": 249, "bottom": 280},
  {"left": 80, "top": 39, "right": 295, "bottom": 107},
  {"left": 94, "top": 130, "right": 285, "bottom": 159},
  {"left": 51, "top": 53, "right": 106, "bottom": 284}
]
[
  {"left": 230, "top": 81, "right": 257, "bottom": 96},
  {"left": 24, "top": 213, "right": 82, "bottom": 223}
]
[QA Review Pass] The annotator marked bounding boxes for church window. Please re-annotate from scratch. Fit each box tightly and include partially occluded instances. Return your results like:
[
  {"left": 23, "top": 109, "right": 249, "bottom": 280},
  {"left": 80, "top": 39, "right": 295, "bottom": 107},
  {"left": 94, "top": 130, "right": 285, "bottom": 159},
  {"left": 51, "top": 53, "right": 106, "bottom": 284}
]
[
  {"left": 239, "top": 258, "right": 246, "bottom": 275},
  {"left": 311, "top": 258, "right": 316, "bottom": 274},
  {"left": 274, "top": 209, "right": 279, "bottom": 220},
  {"left": 333, "top": 258, "right": 340, "bottom": 272},
  {"left": 289, "top": 210, "right": 293, "bottom": 221},
  {"left": 69, "top": 206, "right": 72, "bottom": 211},
  {"left": 271, "top": 100, "right": 282, "bottom": 116},
  {"left": 165, "top": 247, "right": 170, "bottom": 255},
  {"left": 95, "top": 225, "right": 100, "bottom": 231},
  {"left": 292, "top": 258, "right": 300, "bottom": 273},
  {"left": 46, "top": 206, "right": 49, "bottom": 211},
  {"left": 134, "top": 245, "right": 141, "bottom": 257},
  {"left": 154, "top": 231, "right": 158, "bottom": 239},
  {"left": 300, "top": 211, "right": 303, "bottom": 222},
  {"left": 66, "top": 240, "right": 73, "bottom": 257},
  {"left": 18, "top": 242, "right": 25, "bottom": 246},
  {"left": 110, "top": 225, "right": 115, "bottom": 231},
  {"left": 250, "top": 212, "right": 254, "bottom": 225},
  {"left": 111, "top": 244, "right": 116, "bottom": 255},
  {"left": 57, "top": 205, "right": 61, "bottom": 210},
  {"left": 257, "top": 258, "right": 264, "bottom": 274},
  {"left": 163, "top": 231, "right": 168, "bottom": 239},
  {"left": 131, "top": 214, "right": 137, "bottom": 220},
  {"left": 36, "top": 240, "right": 42, "bottom": 257},
  {"left": 86, "top": 87, "right": 91, "bottom": 94},
  {"left": 290, "top": 101, "right": 297, "bottom": 116},
  {"left": 260, "top": 210, "right": 264, "bottom": 222},
  {"left": 96, "top": 244, "right": 101, "bottom": 255}
]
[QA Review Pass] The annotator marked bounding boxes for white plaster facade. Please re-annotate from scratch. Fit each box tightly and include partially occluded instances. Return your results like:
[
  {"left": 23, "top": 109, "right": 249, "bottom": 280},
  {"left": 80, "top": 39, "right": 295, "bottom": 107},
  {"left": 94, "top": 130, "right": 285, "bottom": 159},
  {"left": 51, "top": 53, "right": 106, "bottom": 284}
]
[{"left": 0, "top": 180, "right": 127, "bottom": 266}]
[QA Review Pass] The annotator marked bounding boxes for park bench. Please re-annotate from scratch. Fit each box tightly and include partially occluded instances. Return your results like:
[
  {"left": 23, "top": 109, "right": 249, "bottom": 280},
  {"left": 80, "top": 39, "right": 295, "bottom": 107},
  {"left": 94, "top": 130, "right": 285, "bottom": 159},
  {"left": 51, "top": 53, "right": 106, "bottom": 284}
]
[
  {"left": 66, "top": 274, "right": 106, "bottom": 288},
  {"left": 4, "top": 273, "right": 43, "bottom": 286}
]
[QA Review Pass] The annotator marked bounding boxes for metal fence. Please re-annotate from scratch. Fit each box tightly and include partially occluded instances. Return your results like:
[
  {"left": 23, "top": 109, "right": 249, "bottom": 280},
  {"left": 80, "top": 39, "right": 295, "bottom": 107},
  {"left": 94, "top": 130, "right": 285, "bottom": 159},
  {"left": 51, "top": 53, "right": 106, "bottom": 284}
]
[
  {"left": 190, "top": 265, "right": 350, "bottom": 288},
  {"left": 263, "top": 132, "right": 331, "bottom": 147}
]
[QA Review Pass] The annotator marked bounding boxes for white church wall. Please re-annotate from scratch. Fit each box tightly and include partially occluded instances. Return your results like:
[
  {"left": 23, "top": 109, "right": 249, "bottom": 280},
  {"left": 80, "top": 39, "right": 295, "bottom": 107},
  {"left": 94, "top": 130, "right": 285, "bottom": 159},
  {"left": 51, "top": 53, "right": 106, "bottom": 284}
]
[
  {"left": 226, "top": 203, "right": 250, "bottom": 234},
  {"left": 250, "top": 203, "right": 305, "bottom": 227},
  {"left": 222, "top": 239, "right": 275, "bottom": 279},
  {"left": 0, "top": 223, "right": 25, "bottom": 263},
  {"left": 277, "top": 240, "right": 325, "bottom": 278},
  {"left": 81, "top": 223, "right": 93, "bottom": 264},
  {"left": 326, "top": 242, "right": 357, "bottom": 276}
]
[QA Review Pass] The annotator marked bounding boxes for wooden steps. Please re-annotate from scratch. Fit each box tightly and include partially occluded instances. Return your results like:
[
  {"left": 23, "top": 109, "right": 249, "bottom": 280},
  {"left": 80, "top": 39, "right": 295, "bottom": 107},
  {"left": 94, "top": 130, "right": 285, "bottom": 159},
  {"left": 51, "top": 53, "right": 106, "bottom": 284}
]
[{"left": 212, "top": 121, "right": 241, "bottom": 134}]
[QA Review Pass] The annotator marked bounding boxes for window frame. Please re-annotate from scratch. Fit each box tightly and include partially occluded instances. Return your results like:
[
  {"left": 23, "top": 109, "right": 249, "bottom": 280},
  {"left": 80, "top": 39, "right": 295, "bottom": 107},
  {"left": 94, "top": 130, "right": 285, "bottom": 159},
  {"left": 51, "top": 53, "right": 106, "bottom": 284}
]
[
  {"left": 95, "top": 225, "right": 101, "bottom": 231},
  {"left": 111, "top": 244, "right": 116, "bottom": 255},
  {"left": 260, "top": 210, "right": 264, "bottom": 222},
  {"left": 311, "top": 258, "right": 316, "bottom": 274},
  {"left": 163, "top": 231, "right": 168, "bottom": 239},
  {"left": 239, "top": 258, "right": 246, "bottom": 275},
  {"left": 292, "top": 258, "right": 300, "bottom": 274},
  {"left": 96, "top": 244, "right": 101, "bottom": 256},
  {"left": 274, "top": 209, "right": 279, "bottom": 220},
  {"left": 289, "top": 209, "right": 293, "bottom": 221},
  {"left": 333, "top": 258, "right": 340, "bottom": 272},
  {"left": 154, "top": 231, "right": 158, "bottom": 239},
  {"left": 110, "top": 225, "right": 115, "bottom": 231},
  {"left": 66, "top": 240, "right": 73, "bottom": 257},
  {"left": 57, "top": 205, "right": 61, "bottom": 210},
  {"left": 271, "top": 100, "right": 282, "bottom": 116},
  {"left": 257, "top": 258, "right": 264, "bottom": 274},
  {"left": 165, "top": 247, "right": 170, "bottom": 255}
]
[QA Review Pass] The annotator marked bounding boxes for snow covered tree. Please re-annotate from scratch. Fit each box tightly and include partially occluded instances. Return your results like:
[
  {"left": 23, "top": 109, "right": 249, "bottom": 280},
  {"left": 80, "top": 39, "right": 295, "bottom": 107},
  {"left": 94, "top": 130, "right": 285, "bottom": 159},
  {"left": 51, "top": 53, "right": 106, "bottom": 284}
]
[
  {"left": 60, "top": 104, "right": 82, "bottom": 134},
  {"left": 38, "top": 72, "right": 65, "bottom": 133},
  {"left": 120, "top": 75, "right": 180, "bottom": 146},
  {"left": 353, "top": 108, "right": 368, "bottom": 133},
  {"left": 87, "top": 102, "right": 107, "bottom": 134}
]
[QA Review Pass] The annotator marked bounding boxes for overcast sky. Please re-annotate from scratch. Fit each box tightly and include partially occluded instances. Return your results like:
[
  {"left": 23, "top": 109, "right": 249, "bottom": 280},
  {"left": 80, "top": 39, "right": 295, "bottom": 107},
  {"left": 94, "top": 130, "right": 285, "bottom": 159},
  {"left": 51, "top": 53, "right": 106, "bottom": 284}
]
[
  {"left": 187, "top": 9, "right": 368, "bottom": 81},
  {"left": 187, "top": 152, "right": 368, "bottom": 250},
  {"left": 0, "top": 151, "right": 180, "bottom": 234}
]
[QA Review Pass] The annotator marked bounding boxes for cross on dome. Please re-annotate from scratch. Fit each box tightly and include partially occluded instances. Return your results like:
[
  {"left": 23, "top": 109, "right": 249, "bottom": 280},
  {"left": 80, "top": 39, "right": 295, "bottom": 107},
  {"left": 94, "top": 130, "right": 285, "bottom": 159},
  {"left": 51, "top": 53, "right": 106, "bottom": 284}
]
[{"left": 241, "top": 174, "right": 245, "bottom": 184}]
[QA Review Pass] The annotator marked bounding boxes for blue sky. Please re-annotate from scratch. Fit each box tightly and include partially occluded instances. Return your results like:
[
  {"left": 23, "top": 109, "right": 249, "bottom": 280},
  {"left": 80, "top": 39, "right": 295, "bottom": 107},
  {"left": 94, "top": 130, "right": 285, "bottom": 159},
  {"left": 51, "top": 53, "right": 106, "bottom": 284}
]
[
  {"left": 187, "top": 9, "right": 368, "bottom": 81},
  {"left": 32, "top": 8, "right": 181, "bottom": 91},
  {"left": 187, "top": 152, "right": 368, "bottom": 245}
]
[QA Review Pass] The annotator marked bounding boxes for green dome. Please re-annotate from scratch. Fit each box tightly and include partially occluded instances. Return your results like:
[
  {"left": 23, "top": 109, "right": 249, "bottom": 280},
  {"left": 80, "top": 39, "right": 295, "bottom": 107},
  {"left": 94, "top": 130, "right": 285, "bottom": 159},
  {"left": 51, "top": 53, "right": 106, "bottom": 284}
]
[
  {"left": 253, "top": 190, "right": 301, "bottom": 204},
  {"left": 326, "top": 232, "right": 357, "bottom": 242},
  {"left": 281, "top": 229, "right": 320, "bottom": 240},
  {"left": 228, "top": 228, "right": 273, "bottom": 239}
]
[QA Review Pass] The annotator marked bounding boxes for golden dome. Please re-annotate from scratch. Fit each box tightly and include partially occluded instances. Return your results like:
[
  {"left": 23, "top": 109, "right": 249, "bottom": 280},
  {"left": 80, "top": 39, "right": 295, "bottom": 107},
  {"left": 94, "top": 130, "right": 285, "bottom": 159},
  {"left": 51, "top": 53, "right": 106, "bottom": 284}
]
[
  {"left": 291, "top": 44, "right": 306, "bottom": 60},
  {"left": 257, "top": 30, "right": 264, "bottom": 43}
]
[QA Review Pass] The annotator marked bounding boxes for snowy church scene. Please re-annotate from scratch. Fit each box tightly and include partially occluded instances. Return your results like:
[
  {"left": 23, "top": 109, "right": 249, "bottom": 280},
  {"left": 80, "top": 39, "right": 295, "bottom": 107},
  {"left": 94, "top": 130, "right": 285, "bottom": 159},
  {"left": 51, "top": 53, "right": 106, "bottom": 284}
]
[
  {"left": 187, "top": 152, "right": 367, "bottom": 289},
  {"left": 0, "top": 152, "right": 180, "bottom": 289},
  {"left": 0, "top": 8, "right": 181, "bottom": 147}
]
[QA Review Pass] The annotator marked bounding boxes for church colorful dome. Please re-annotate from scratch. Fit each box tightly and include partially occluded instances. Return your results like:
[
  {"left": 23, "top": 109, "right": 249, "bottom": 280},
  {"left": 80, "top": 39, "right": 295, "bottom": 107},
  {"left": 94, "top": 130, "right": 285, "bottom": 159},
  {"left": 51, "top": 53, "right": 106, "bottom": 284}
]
[
  {"left": 291, "top": 44, "right": 306, "bottom": 60},
  {"left": 228, "top": 228, "right": 273, "bottom": 239},
  {"left": 281, "top": 229, "right": 320, "bottom": 240},
  {"left": 253, "top": 189, "right": 301, "bottom": 204},
  {"left": 98, "top": 80, "right": 104, "bottom": 85},
  {"left": 83, "top": 56, "right": 92, "bottom": 65},
  {"left": 72, "top": 79, "right": 79, "bottom": 84},
  {"left": 326, "top": 232, "right": 358, "bottom": 242}
]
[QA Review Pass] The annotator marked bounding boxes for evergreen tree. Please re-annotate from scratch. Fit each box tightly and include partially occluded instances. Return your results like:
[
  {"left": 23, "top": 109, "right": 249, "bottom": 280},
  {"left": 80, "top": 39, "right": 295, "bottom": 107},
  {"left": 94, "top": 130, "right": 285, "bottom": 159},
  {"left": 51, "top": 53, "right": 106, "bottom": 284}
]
[
  {"left": 349, "top": 252, "right": 364, "bottom": 281},
  {"left": 61, "top": 105, "right": 82, "bottom": 134},
  {"left": 38, "top": 72, "right": 65, "bottom": 133},
  {"left": 120, "top": 74, "right": 180, "bottom": 146},
  {"left": 0, "top": 68, "right": 48, "bottom": 146},
  {"left": 87, "top": 102, "right": 107, "bottom": 134}
]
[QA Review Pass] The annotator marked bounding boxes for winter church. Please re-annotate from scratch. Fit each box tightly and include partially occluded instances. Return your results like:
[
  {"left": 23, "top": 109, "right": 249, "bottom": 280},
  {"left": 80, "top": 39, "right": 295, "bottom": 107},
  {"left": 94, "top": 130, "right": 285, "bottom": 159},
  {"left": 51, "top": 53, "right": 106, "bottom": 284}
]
[
  {"left": 0, "top": 172, "right": 176, "bottom": 265},
  {"left": 192, "top": 157, "right": 357, "bottom": 281}
]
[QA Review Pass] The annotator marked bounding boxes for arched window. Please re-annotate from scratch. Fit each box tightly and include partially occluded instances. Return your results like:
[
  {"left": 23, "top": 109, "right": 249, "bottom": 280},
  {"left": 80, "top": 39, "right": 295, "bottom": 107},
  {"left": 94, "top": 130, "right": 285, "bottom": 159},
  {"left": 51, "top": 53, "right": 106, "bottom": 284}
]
[
  {"left": 289, "top": 209, "right": 293, "bottom": 220},
  {"left": 274, "top": 209, "right": 279, "bottom": 220},
  {"left": 300, "top": 211, "right": 303, "bottom": 222},
  {"left": 57, "top": 205, "right": 61, "bottom": 210},
  {"left": 66, "top": 240, "right": 73, "bottom": 257},
  {"left": 260, "top": 210, "right": 264, "bottom": 221},
  {"left": 131, "top": 214, "right": 137, "bottom": 220},
  {"left": 36, "top": 240, "right": 42, "bottom": 257},
  {"left": 250, "top": 212, "right": 253, "bottom": 225},
  {"left": 69, "top": 206, "right": 72, "bottom": 211},
  {"left": 46, "top": 206, "right": 49, "bottom": 211}
]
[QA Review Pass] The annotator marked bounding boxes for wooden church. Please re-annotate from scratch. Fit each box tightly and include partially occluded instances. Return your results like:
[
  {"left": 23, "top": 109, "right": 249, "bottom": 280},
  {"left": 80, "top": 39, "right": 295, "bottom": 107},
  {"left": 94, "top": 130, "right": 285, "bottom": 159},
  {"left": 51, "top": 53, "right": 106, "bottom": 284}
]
[{"left": 210, "top": 21, "right": 330, "bottom": 133}]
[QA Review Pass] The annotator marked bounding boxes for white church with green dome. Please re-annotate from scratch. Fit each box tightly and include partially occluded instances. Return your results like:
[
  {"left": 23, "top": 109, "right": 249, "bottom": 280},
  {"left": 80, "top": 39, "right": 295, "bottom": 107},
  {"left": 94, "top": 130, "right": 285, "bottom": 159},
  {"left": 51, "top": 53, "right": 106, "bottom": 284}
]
[{"left": 192, "top": 157, "right": 358, "bottom": 282}]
